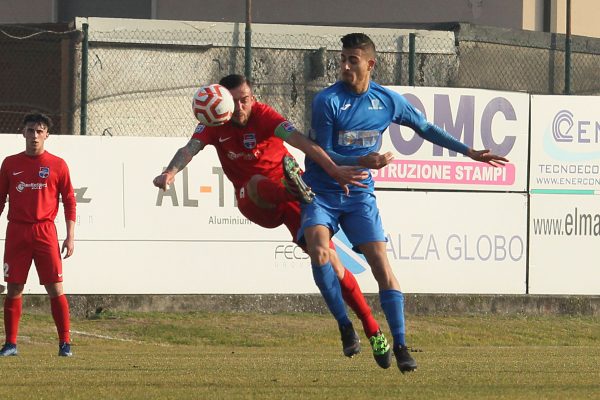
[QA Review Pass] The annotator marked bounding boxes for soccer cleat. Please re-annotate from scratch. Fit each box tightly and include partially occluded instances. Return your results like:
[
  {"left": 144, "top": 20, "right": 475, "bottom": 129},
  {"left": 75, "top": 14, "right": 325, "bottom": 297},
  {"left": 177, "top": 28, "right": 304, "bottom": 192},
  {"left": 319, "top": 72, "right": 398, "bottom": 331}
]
[
  {"left": 0, "top": 342, "right": 17, "bottom": 356},
  {"left": 339, "top": 322, "right": 361, "bottom": 357},
  {"left": 394, "top": 345, "right": 417, "bottom": 373},
  {"left": 58, "top": 342, "right": 73, "bottom": 357},
  {"left": 282, "top": 155, "right": 315, "bottom": 204},
  {"left": 369, "top": 330, "right": 392, "bottom": 369}
]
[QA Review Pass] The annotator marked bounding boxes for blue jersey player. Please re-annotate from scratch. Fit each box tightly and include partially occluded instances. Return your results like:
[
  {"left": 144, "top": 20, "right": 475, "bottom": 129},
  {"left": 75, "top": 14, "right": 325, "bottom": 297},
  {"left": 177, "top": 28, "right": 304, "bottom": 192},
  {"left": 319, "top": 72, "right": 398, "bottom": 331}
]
[{"left": 299, "top": 33, "right": 508, "bottom": 373}]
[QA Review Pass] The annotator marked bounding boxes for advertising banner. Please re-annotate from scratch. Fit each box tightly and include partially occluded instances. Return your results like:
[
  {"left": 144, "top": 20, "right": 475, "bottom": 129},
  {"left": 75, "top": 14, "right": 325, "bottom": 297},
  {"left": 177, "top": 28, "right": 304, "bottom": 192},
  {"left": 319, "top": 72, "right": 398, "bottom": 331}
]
[
  {"left": 1, "top": 135, "right": 528, "bottom": 294},
  {"left": 377, "top": 86, "right": 529, "bottom": 191},
  {"left": 529, "top": 194, "right": 600, "bottom": 294},
  {"left": 372, "top": 191, "right": 528, "bottom": 294},
  {"left": 530, "top": 95, "right": 600, "bottom": 194}
]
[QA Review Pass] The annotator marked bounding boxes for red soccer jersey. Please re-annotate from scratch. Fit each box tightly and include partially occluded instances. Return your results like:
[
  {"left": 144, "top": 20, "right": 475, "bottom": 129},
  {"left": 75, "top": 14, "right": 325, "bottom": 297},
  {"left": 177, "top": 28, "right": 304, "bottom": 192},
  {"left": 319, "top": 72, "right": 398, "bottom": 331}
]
[
  {"left": 191, "top": 101, "right": 290, "bottom": 190},
  {"left": 0, "top": 151, "right": 76, "bottom": 224}
]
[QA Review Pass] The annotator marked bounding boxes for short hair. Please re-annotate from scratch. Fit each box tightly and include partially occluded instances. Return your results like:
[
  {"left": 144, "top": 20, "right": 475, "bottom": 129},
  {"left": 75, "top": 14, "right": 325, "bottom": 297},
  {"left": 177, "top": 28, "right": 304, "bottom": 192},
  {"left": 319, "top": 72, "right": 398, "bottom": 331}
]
[
  {"left": 23, "top": 112, "right": 53, "bottom": 130},
  {"left": 341, "top": 33, "right": 376, "bottom": 55},
  {"left": 219, "top": 74, "right": 252, "bottom": 91}
]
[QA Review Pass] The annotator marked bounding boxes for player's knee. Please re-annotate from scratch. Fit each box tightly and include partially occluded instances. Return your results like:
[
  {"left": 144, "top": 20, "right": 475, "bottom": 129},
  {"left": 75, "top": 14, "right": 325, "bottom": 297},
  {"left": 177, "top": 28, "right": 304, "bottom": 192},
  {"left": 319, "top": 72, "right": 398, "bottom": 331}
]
[
  {"left": 307, "top": 245, "right": 330, "bottom": 266},
  {"left": 6, "top": 283, "right": 25, "bottom": 298},
  {"left": 246, "top": 176, "right": 262, "bottom": 202}
]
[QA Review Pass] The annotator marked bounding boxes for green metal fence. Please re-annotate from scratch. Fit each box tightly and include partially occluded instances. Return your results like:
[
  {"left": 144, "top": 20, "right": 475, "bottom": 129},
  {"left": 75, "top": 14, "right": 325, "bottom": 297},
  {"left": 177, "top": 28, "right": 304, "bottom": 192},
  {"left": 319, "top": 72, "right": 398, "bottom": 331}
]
[{"left": 1, "top": 22, "right": 600, "bottom": 137}]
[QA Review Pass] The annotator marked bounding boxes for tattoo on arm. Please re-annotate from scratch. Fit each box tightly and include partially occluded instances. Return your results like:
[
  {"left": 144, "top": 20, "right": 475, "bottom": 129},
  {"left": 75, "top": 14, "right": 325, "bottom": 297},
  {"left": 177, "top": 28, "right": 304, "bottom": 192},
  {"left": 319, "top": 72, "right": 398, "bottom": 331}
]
[{"left": 166, "top": 139, "right": 203, "bottom": 173}]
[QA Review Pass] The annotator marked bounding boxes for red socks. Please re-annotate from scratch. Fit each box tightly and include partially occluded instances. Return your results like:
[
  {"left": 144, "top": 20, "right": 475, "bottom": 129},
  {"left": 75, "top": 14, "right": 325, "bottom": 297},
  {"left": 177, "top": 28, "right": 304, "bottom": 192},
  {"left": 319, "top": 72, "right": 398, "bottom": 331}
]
[
  {"left": 50, "top": 295, "right": 71, "bottom": 344},
  {"left": 339, "top": 269, "right": 380, "bottom": 338},
  {"left": 3, "top": 296, "right": 22, "bottom": 344},
  {"left": 256, "top": 178, "right": 296, "bottom": 204}
]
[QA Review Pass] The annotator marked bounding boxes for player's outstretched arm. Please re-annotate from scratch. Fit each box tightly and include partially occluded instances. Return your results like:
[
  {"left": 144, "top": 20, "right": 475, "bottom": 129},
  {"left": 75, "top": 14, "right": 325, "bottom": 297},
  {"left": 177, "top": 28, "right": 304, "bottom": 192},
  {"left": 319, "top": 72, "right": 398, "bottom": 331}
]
[
  {"left": 414, "top": 122, "right": 509, "bottom": 167},
  {"left": 466, "top": 149, "right": 509, "bottom": 167},
  {"left": 153, "top": 139, "right": 205, "bottom": 191},
  {"left": 285, "top": 131, "right": 368, "bottom": 194}
]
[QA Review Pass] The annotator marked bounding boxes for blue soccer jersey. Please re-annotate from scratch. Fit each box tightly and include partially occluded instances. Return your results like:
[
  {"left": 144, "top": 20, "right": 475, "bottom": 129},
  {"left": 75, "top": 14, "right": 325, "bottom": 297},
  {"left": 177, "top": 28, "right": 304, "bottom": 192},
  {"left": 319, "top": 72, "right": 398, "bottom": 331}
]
[{"left": 305, "top": 80, "right": 469, "bottom": 193}]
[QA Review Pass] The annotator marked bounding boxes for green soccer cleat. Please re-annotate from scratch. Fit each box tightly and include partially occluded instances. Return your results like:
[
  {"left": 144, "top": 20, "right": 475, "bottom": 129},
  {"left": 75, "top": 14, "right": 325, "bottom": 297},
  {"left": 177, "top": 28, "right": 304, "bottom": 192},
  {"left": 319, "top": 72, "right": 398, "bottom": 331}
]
[
  {"left": 369, "top": 330, "right": 392, "bottom": 369},
  {"left": 282, "top": 155, "right": 315, "bottom": 204}
]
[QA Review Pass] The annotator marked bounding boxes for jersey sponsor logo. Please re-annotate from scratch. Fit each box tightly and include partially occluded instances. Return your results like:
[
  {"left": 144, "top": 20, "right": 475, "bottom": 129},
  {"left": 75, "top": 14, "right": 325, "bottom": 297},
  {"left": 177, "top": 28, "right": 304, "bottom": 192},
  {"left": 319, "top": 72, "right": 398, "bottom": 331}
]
[
  {"left": 12, "top": 171, "right": 23, "bottom": 176},
  {"left": 227, "top": 151, "right": 258, "bottom": 161},
  {"left": 39, "top": 166, "right": 50, "bottom": 178},
  {"left": 243, "top": 133, "right": 256, "bottom": 149},
  {"left": 218, "top": 136, "right": 232, "bottom": 143},
  {"left": 338, "top": 130, "right": 380, "bottom": 147},
  {"left": 16, "top": 182, "right": 48, "bottom": 192},
  {"left": 341, "top": 103, "right": 352, "bottom": 111},
  {"left": 368, "top": 99, "right": 383, "bottom": 110}
]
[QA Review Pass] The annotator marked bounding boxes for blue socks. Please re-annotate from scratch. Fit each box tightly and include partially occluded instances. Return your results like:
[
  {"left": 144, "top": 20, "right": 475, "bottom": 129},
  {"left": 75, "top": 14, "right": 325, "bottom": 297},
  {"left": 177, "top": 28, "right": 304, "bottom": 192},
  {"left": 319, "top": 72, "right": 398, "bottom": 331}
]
[
  {"left": 312, "top": 262, "right": 351, "bottom": 327},
  {"left": 380, "top": 289, "right": 406, "bottom": 347}
]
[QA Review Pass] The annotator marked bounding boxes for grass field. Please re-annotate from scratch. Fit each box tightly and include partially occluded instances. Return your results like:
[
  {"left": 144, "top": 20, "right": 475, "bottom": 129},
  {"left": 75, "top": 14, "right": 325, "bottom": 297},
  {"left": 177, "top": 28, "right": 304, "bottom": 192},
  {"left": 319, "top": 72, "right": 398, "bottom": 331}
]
[{"left": 1, "top": 311, "right": 599, "bottom": 399}]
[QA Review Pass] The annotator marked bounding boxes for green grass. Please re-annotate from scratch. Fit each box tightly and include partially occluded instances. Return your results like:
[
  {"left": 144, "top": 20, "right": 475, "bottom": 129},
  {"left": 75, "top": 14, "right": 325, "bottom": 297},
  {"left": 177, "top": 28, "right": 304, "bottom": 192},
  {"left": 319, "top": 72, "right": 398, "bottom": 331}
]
[{"left": 1, "top": 312, "right": 599, "bottom": 399}]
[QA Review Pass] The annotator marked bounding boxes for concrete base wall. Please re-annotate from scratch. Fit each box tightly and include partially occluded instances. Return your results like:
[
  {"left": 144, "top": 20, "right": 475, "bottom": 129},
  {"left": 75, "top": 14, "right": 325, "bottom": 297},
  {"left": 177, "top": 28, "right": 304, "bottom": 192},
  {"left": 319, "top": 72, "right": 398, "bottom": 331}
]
[{"left": 6, "top": 293, "right": 600, "bottom": 318}]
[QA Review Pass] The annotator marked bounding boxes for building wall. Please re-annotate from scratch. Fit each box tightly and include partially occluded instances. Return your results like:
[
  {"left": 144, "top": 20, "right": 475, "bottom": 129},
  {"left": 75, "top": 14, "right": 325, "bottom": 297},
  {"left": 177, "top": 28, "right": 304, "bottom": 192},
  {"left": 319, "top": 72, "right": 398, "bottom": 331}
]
[
  {"left": 551, "top": 0, "right": 600, "bottom": 37},
  {"left": 0, "top": 0, "right": 55, "bottom": 23},
  {"left": 3, "top": 0, "right": 600, "bottom": 39}
]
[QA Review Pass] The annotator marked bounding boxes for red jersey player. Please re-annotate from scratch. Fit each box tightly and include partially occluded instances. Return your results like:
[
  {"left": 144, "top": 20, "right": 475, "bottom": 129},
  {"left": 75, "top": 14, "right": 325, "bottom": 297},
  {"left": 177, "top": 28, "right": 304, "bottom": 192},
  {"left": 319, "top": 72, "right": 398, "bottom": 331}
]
[
  {"left": 153, "top": 74, "right": 390, "bottom": 363},
  {"left": 0, "top": 112, "right": 76, "bottom": 357}
]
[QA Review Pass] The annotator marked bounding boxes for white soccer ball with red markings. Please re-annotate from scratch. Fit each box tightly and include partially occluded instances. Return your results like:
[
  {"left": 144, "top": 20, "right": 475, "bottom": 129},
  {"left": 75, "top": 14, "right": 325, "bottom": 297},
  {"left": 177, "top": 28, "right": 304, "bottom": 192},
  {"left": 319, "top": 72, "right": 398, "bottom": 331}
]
[{"left": 192, "top": 84, "right": 235, "bottom": 126}]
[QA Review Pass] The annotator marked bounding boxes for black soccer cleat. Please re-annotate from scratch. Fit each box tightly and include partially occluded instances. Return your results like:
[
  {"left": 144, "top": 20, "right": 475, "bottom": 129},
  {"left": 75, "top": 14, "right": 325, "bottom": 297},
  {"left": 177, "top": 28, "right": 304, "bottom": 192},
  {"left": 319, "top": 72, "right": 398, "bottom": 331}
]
[
  {"left": 282, "top": 155, "right": 315, "bottom": 204},
  {"left": 0, "top": 342, "right": 17, "bottom": 357},
  {"left": 58, "top": 342, "right": 73, "bottom": 357},
  {"left": 394, "top": 345, "right": 417, "bottom": 373},
  {"left": 339, "top": 322, "right": 361, "bottom": 358}
]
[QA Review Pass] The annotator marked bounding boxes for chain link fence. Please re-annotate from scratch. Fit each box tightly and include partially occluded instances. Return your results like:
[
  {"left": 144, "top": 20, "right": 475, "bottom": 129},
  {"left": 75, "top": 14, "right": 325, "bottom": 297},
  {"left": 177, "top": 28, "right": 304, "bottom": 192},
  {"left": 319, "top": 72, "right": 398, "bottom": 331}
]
[
  {"left": 1, "top": 21, "right": 599, "bottom": 136},
  {"left": 0, "top": 24, "right": 81, "bottom": 135},
  {"left": 77, "top": 26, "right": 456, "bottom": 137}
]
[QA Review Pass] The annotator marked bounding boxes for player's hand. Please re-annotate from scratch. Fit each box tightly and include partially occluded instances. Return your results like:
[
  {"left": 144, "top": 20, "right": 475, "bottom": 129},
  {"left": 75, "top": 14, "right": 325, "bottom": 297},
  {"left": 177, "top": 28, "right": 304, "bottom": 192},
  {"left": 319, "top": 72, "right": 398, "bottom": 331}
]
[
  {"left": 61, "top": 237, "right": 74, "bottom": 259},
  {"left": 467, "top": 149, "right": 509, "bottom": 167},
  {"left": 153, "top": 172, "right": 175, "bottom": 191},
  {"left": 358, "top": 151, "right": 394, "bottom": 169},
  {"left": 331, "top": 165, "right": 369, "bottom": 195}
]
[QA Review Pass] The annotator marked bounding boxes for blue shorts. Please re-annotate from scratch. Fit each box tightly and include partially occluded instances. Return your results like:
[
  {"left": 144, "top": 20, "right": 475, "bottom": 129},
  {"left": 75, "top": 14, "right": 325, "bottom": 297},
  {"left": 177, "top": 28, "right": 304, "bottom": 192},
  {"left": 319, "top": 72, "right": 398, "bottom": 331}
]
[{"left": 298, "top": 191, "right": 386, "bottom": 252}]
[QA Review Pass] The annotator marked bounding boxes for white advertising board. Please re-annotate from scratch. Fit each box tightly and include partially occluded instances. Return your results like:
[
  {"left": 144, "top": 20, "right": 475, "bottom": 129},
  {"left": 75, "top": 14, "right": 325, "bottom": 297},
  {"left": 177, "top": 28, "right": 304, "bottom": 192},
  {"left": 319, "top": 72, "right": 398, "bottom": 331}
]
[
  {"left": 530, "top": 95, "right": 600, "bottom": 194},
  {"left": 0, "top": 136, "right": 314, "bottom": 294},
  {"left": 0, "top": 135, "right": 529, "bottom": 294},
  {"left": 529, "top": 194, "right": 600, "bottom": 295},
  {"left": 377, "top": 86, "right": 529, "bottom": 191},
  {"left": 366, "top": 191, "right": 528, "bottom": 294}
]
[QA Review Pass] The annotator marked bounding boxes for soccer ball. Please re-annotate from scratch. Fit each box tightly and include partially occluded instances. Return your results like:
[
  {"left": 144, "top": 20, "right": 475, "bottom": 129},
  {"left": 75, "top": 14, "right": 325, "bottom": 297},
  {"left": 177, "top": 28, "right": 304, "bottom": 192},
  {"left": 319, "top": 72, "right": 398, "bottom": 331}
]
[{"left": 192, "top": 84, "right": 235, "bottom": 126}]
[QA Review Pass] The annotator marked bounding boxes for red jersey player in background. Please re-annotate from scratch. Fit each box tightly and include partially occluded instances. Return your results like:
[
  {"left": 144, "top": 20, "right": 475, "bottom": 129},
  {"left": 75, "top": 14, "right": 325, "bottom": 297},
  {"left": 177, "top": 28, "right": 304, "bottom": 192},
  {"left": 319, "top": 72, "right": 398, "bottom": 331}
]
[
  {"left": 0, "top": 112, "right": 76, "bottom": 357},
  {"left": 153, "top": 74, "right": 392, "bottom": 365}
]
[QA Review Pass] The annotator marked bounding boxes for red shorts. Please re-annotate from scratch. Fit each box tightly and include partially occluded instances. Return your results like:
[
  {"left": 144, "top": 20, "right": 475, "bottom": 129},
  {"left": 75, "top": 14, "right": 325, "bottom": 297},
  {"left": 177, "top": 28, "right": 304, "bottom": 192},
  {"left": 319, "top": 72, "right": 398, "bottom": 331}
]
[
  {"left": 237, "top": 186, "right": 302, "bottom": 244},
  {"left": 235, "top": 185, "right": 335, "bottom": 251},
  {"left": 3, "top": 221, "right": 63, "bottom": 285}
]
